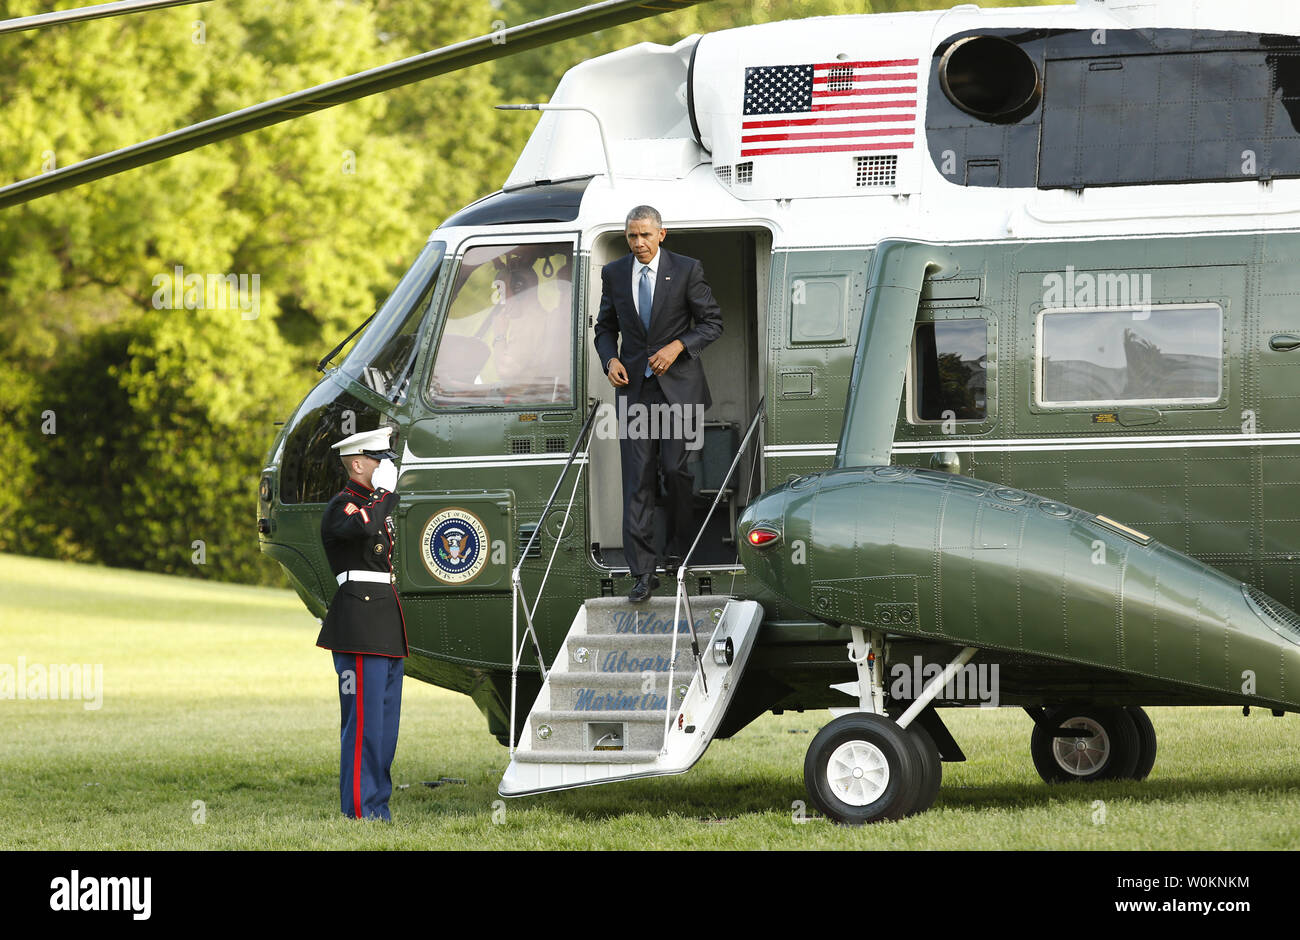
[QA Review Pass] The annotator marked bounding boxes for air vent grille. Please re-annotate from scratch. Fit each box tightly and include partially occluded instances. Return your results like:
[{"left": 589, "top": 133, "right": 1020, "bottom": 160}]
[
  {"left": 855, "top": 154, "right": 898, "bottom": 188},
  {"left": 544, "top": 437, "right": 567, "bottom": 453},
  {"left": 714, "top": 165, "right": 732, "bottom": 185},
  {"left": 735, "top": 161, "right": 753, "bottom": 185},
  {"left": 518, "top": 523, "right": 541, "bottom": 558},
  {"left": 509, "top": 437, "right": 533, "bottom": 455},
  {"left": 1244, "top": 585, "right": 1300, "bottom": 644}
]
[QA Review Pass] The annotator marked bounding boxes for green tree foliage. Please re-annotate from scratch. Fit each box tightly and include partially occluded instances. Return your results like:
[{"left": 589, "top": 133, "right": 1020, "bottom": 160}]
[
  {"left": 0, "top": 0, "right": 457, "bottom": 350},
  {"left": 370, "top": 0, "right": 520, "bottom": 230},
  {"left": 0, "top": 0, "right": 507, "bottom": 582},
  {"left": 35, "top": 307, "right": 303, "bottom": 582}
]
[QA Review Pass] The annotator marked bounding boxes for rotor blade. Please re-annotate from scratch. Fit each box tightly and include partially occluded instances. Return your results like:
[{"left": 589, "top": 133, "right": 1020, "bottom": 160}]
[
  {"left": 0, "top": 0, "right": 205, "bottom": 36},
  {"left": 0, "top": 0, "right": 710, "bottom": 210}
]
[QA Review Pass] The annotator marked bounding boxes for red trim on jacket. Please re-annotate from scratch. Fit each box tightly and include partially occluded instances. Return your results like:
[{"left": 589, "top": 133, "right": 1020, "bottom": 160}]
[
  {"left": 387, "top": 529, "right": 409, "bottom": 656},
  {"left": 341, "top": 480, "right": 388, "bottom": 516}
]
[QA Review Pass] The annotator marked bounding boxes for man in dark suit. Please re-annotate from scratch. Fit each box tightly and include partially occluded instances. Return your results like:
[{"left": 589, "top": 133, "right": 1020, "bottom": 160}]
[{"left": 594, "top": 205, "right": 723, "bottom": 602}]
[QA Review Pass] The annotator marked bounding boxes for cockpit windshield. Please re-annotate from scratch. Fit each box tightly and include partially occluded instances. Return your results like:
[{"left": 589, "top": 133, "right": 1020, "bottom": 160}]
[{"left": 337, "top": 240, "right": 446, "bottom": 403}]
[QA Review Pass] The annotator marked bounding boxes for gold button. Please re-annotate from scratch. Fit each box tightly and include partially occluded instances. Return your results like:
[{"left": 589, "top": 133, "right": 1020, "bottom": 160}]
[{"left": 364, "top": 595, "right": 370, "bottom": 601}]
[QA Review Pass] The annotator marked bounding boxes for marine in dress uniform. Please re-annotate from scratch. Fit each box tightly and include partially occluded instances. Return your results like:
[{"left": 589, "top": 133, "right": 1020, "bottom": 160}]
[{"left": 317, "top": 426, "right": 407, "bottom": 821}]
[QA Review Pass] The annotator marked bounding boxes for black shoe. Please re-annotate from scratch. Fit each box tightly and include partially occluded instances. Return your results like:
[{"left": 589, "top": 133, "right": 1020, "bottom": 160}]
[
  {"left": 663, "top": 554, "right": 682, "bottom": 574},
  {"left": 627, "top": 573, "right": 660, "bottom": 603}
]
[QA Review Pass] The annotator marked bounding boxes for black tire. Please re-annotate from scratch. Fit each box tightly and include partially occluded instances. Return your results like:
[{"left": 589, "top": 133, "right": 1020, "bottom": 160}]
[
  {"left": 804, "top": 713, "right": 922, "bottom": 824},
  {"left": 1125, "top": 706, "right": 1157, "bottom": 781},
  {"left": 905, "top": 721, "right": 943, "bottom": 816},
  {"left": 1030, "top": 706, "right": 1140, "bottom": 783}
]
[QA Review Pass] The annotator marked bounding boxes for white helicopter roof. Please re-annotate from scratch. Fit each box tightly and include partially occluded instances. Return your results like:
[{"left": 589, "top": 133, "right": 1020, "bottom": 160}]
[{"left": 483, "top": 0, "right": 1300, "bottom": 248}]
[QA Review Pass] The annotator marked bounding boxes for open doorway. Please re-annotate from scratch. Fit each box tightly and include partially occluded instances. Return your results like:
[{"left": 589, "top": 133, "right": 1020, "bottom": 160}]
[{"left": 585, "top": 226, "right": 770, "bottom": 572}]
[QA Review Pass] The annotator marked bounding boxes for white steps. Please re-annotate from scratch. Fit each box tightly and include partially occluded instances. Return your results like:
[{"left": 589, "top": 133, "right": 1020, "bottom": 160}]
[{"left": 499, "top": 595, "right": 764, "bottom": 795}]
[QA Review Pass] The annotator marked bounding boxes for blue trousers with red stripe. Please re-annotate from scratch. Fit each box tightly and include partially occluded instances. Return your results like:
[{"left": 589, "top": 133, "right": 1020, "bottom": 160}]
[{"left": 332, "top": 652, "right": 403, "bottom": 821}]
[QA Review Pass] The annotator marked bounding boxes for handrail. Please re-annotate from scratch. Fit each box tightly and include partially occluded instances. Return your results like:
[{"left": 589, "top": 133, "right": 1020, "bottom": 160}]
[
  {"left": 509, "top": 400, "right": 602, "bottom": 756},
  {"left": 663, "top": 396, "right": 765, "bottom": 745},
  {"left": 679, "top": 396, "right": 766, "bottom": 575}
]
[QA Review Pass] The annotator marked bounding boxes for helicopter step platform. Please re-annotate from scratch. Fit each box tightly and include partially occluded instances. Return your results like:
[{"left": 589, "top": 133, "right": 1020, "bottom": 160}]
[{"left": 499, "top": 595, "right": 764, "bottom": 796}]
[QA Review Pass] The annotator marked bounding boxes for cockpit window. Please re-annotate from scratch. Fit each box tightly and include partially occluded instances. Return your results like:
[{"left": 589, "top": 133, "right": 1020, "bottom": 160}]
[
  {"left": 427, "top": 241, "right": 574, "bottom": 408},
  {"left": 337, "top": 240, "right": 446, "bottom": 403}
]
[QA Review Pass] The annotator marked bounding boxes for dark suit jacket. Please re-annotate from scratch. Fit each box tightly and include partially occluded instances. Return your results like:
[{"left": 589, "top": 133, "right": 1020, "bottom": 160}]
[{"left": 593, "top": 248, "right": 723, "bottom": 410}]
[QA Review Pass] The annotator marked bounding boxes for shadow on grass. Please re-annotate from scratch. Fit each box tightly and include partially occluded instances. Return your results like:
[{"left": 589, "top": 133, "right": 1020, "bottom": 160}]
[
  {"left": 478, "top": 767, "right": 1300, "bottom": 823},
  {"left": 933, "top": 770, "right": 1300, "bottom": 812}
]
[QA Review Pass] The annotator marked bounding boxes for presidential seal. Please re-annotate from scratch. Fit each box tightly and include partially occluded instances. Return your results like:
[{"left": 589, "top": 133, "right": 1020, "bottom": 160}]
[{"left": 420, "top": 508, "right": 489, "bottom": 584}]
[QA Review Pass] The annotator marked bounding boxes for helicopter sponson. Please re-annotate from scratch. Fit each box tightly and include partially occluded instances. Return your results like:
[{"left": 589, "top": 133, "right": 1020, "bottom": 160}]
[{"left": 739, "top": 466, "right": 1300, "bottom": 714}]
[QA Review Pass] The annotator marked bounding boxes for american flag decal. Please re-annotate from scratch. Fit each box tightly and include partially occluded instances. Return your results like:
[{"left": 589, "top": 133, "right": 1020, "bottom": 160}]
[{"left": 741, "top": 59, "right": 918, "bottom": 158}]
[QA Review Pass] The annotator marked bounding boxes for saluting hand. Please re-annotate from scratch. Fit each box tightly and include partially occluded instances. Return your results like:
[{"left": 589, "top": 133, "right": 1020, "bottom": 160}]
[{"left": 372, "top": 458, "right": 398, "bottom": 493}]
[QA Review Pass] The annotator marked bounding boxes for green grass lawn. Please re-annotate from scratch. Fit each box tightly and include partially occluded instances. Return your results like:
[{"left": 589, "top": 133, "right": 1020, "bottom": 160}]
[{"left": 2, "top": 551, "right": 1300, "bottom": 849}]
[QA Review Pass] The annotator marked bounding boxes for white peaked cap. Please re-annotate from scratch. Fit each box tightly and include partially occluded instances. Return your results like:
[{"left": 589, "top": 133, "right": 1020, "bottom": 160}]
[{"left": 331, "top": 426, "right": 397, "bottom": 458}]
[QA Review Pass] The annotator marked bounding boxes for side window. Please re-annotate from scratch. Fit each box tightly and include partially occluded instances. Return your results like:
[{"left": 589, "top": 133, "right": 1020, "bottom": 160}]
[
  {"left": 789, "top": 274, "right": 849, "bottom": 345},
  {"left": 427, "top": 242, "right": 574, "bottom": 407},
  {"left": 911, "top": 319, "right": 988, "bottom": 422},
  {"left": 1038, "top": 304, "right": 1222, "bottom": 407}
]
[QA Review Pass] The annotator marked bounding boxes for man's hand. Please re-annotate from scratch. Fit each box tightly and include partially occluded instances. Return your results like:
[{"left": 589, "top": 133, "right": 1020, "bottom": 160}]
[
  {"left": 648, "top": 339, "right": 685, "bottom": 377},
  {"left": 606, "top": 357, "right": 629, "bottom": 387}
]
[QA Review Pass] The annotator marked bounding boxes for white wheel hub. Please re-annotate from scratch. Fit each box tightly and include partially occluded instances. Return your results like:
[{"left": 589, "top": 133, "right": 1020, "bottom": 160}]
[
  {"left": 1052, "top": 716, "right": 1110, "bottom": 776},
  {"left": 827, "top": 739, "right": 890, "bottom": 806}
]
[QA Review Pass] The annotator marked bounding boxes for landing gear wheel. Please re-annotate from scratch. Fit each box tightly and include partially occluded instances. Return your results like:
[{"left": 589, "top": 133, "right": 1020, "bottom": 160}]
[
  {"left": 905, "top": 721, "right": 942, "bottom": 816},
  {"left": 805, "top": 713, "right": 922, "bottom": 824},
  {"left": 1125, "top": 706, "right": 1157, "bottom": 781},
  {"left": 1030, "top": 706, "right": 1140, "bottom": 783}
]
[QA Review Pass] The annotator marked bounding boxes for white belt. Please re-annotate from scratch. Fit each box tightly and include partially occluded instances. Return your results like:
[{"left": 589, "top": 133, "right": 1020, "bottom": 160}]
[{"left": 337, "top": 570, "right": 394, "bottom": 585}]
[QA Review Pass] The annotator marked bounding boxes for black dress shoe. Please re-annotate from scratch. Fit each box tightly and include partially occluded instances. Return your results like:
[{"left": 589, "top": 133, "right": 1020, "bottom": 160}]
[{"left": 627, "top": 573, "right": 660, "bottom": 602}]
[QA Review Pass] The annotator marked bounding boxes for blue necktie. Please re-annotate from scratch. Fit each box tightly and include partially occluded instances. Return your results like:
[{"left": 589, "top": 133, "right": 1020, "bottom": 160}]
[{"left": 638, "top": 266, "right": 654, "bottom": 377}]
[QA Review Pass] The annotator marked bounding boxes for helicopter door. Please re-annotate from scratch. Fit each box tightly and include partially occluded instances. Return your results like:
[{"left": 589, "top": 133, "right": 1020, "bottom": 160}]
[
  {"left": 764, "top": 249, "right": 876, "bottom": 483},
  {"left": 395, "top": 234, "right": 581, "bottom": 601},
  {"left": 585, "top": 227, "right": 769, "bottom": 571}
]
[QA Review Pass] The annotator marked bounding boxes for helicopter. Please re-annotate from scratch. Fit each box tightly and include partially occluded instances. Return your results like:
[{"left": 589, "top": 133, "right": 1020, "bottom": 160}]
[{"left": 14, "top": 0, "right": 1300, "bottom": 824}]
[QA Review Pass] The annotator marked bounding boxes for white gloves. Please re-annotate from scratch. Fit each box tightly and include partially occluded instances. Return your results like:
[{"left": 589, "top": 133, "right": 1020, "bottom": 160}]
[{"left": 372, "top": 458, "right": 398, "bottom": 493}]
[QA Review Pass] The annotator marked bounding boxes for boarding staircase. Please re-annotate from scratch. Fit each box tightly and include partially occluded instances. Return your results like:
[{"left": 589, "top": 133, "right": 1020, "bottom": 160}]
[
  {"left": 500, "top": 595, "right": 763, "bottom": 795},
  {"left": 499, "top": 397, "right": 767, "bottom": 797}
]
